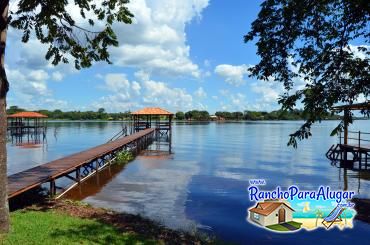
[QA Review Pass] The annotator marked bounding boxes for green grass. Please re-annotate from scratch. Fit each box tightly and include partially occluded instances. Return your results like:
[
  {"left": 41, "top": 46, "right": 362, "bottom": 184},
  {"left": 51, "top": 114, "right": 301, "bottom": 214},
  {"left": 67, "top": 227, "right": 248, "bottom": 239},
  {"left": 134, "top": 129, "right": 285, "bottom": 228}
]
[
  {"left": 266, "top": 221, "right": 302, "bottom": 232},
  {"left": 266, "top": 224, "right": 290, "bottom": 231},
  {"left": 1, "top": 210, "right": 157, "bottom": 245},
  {"left": 287, "top": 221, "right": 302, "bottom": 229}
]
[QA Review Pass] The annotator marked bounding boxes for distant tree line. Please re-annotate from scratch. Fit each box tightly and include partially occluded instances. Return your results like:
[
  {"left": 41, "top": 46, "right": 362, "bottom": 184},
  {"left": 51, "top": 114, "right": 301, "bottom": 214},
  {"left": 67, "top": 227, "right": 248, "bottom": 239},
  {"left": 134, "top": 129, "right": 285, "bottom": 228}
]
[
  {"left": 176, "top": 109, "right": 342, "bottom": 121},
  {"left": 7, "top": 106, "right": 342, "bottom": 121},
  {"left": 6, "top": 106, "right": 131, "bottom": 120}
]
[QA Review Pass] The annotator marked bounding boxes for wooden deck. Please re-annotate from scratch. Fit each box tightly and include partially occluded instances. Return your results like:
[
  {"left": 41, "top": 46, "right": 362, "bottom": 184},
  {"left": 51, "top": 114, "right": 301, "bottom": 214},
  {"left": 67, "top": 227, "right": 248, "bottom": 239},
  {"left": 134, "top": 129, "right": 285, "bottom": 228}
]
[
  {"left": 8, "top": 128, "right": 155, "bottom": 199},
  {"left": 341, "top": 144, "right": 370, "bottom": 151}
]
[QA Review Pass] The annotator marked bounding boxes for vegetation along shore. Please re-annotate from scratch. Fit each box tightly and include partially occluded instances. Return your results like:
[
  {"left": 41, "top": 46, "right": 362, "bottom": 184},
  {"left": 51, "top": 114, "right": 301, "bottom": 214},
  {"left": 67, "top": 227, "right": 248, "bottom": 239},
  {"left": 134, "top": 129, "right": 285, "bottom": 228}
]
[
  {"left": 2, "top": 199, "right": 216, "bottom": 245},
  {"left": 7, "top": 106, "right": 345, "bottom": 121}
]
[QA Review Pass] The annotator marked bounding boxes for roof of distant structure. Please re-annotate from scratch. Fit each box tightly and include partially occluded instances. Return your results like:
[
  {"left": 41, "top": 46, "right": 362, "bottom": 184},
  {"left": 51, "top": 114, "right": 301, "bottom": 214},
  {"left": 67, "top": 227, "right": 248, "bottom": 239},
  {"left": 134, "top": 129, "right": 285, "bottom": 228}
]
[
  {"left": 7, "top": 111, "right": 48, "bottom": 118},
  {"left": 332, "top": 101, "right": 370, "bottom": 111},
  {"left": 131, "top": 107, "right": 173, "bottom": 115}
]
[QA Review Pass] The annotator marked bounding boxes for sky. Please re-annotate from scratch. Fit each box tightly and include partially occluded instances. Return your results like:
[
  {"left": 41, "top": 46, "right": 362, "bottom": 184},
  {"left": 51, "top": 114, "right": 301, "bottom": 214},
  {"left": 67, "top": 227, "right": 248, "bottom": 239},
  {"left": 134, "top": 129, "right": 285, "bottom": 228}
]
[{"left": 5, "top": 0, "right": 368, "bottom": 114}]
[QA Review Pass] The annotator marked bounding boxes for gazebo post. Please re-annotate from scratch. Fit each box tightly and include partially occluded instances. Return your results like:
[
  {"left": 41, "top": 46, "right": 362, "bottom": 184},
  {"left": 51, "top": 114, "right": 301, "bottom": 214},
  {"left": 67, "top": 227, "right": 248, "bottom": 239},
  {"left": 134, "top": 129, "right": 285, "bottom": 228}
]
[{"left": 343, "top": 109, "right": 349, "bottom": 145}]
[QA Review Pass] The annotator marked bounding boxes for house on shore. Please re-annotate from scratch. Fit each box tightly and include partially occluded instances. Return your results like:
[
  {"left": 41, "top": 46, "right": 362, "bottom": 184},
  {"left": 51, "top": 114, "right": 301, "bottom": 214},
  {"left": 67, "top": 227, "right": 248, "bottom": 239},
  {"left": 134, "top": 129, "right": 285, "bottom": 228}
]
[{"left": 249, "top": 199, "right": 294, "bottom": 226}]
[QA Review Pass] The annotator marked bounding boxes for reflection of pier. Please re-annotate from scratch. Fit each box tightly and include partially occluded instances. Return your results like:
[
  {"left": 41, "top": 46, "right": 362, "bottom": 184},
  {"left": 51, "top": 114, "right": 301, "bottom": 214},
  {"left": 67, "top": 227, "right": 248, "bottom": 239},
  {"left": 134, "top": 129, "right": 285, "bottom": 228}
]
[
  {"left": 326, "top": 102, "right": 370, "bottom": 168},
  {"left": 8, "top": 132, "right": 46, "bottom": 149},
  {"left": 8, "top": 128, "right": 155, "bottom": 199}
]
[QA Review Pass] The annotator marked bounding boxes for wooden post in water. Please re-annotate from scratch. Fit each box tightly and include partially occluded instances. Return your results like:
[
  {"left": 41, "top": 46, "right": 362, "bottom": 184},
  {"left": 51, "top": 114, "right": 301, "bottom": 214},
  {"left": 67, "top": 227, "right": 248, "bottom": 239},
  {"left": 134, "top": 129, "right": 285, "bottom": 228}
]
[
  {"left": 343, "top": 109, "right": 349, "bottom": 161},
  {"left": 49, "top": 179, "right": 56, "bottom": 197},
  {"left": 343, "top": 109, "right": 349, "bottom": 145}
]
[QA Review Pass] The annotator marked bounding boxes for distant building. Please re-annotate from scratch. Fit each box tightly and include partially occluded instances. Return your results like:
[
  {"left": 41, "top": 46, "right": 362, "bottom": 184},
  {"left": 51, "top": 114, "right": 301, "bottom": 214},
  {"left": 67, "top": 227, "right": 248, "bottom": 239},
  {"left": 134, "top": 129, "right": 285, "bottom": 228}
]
[
  {"left": 210, "top": 115, "right": 225, "bottom": 121},
  {"left": 249, "top": 200, "right": 294, "bottom": 226}
]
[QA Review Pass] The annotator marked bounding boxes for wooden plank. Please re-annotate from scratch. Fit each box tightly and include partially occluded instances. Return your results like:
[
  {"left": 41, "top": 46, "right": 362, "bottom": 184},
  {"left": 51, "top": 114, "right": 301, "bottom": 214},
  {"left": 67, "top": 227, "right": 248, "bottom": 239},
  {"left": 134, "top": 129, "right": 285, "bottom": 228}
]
[{"left": 8, "top": 128, "right": 154, "bottom": 198}]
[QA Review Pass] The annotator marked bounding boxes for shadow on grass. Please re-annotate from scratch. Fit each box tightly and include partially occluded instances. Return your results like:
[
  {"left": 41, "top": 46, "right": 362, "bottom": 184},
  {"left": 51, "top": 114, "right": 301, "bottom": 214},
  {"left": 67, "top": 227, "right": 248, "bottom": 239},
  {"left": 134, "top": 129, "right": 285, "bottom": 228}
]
[{"left": 50, "top": 223, "right": 157, "bottom": 244}]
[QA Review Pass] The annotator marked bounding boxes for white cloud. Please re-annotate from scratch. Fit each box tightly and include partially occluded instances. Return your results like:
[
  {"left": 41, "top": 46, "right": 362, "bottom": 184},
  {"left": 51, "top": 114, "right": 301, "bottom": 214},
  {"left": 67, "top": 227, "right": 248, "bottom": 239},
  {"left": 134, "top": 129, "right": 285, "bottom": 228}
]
[
  {"left": 251, "top": 81, "right": 280, "bottom": 104},
  {"left": 110, "top": 0, "right": 209, "bottom": 78},
  {"left": 51, "top": 71, "right": 63, "bottom": 82},
  {"left": 93, "top": 73, "right": 138, "bottom": 111},
  {"left": 142, "top": 80, "right": 193, "bottom": 110},
  {"left": 230, "top": 93, "right": 247, "bottom": 110},
  {"left": 132, "top": 81, "right": 141, "bottom": 96},
  {"left": 194, "top": 87, "right": 207, "bottom": 99},
  {"left": 104, "top": 74, "right": 131, "bottom": 94},
  {"left": 93, "top": 72, "right": 194, "bottom": 112},
  {"left": 214, "top": 64, "right": 251, "bottom": 86},
  {"left": 29, "top": 69, "right": 49, "bottom": 82},
  {"left": 6, "top": 65, "right": 69, "bottom": 110}
]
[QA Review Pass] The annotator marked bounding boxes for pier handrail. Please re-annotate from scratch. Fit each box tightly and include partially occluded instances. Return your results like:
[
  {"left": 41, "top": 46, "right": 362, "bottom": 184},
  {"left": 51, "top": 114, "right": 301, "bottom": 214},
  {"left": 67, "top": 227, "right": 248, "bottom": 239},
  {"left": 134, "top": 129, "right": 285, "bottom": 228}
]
[
  {"left": 108, "top": 125, "right": 128, "bottom": 142},
  {"left": 339, "top": 130, "right": 370, "bottom": 148}
]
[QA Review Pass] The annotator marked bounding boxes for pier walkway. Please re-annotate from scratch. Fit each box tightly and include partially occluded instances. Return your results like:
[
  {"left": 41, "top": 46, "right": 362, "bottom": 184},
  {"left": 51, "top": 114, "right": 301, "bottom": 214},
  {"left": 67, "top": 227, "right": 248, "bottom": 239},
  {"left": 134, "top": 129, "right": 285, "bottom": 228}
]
[{"left": 8, "top": 128, "right": 155, "bottom": 199}]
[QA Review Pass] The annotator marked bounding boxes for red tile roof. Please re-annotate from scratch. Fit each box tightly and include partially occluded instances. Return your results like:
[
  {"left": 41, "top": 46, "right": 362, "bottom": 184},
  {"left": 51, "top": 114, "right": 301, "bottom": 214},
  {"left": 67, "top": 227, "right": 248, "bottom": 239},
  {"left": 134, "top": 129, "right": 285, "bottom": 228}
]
[
  {"left": 7, "top": 112, "right": 48, "bottom": 118},
  {"left": 131, "top": 107, "right": 173, "bottom": 115},
  {"left": 249, "top": 202, "right": 294, "bottom": 216}
]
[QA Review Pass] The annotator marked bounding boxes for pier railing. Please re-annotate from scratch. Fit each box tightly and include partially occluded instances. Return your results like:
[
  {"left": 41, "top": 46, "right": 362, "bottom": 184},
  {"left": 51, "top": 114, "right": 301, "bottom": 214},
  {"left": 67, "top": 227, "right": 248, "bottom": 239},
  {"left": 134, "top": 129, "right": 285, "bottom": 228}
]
[{"left": 339, "top": 130, "right": 370, "bottom": 148}]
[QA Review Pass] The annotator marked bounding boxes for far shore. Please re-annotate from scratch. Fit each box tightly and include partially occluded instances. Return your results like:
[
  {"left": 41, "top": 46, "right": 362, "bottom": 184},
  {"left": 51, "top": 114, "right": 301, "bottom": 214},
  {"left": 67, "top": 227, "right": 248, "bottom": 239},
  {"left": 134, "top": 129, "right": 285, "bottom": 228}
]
[{"left": 40, "top": 118, "right": 369, "bottom": 122}]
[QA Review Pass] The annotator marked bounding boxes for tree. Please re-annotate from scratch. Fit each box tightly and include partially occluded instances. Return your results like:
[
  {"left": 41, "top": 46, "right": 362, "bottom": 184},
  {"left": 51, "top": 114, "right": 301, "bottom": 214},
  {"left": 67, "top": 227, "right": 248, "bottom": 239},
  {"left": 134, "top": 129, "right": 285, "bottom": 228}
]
[
  {"left": 175, "top": 111, "right": 185, "bottom": 120},
  {"left": 245, "top": 0, "right": 369, "bottom": 147},
  {"left": 185, "top": 111, "right": 192, "bottom": 120},
  {"left": 0, "top": 0, "right": 133, "bottom": 233}
]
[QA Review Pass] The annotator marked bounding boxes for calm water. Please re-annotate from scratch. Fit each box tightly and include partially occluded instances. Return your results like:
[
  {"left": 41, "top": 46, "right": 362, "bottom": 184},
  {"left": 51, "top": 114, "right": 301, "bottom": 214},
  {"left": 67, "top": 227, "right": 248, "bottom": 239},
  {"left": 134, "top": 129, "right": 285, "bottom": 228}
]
[{"left": 7, "top": 120, "right": 370, "bottom": 244}]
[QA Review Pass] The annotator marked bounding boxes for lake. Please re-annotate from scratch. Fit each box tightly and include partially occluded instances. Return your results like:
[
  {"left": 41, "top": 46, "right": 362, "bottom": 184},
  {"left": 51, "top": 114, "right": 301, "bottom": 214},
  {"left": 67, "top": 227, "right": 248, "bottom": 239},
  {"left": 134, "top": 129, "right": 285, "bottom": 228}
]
[{"left": 7, "top": 120, "right": 370, "bottom": 244}]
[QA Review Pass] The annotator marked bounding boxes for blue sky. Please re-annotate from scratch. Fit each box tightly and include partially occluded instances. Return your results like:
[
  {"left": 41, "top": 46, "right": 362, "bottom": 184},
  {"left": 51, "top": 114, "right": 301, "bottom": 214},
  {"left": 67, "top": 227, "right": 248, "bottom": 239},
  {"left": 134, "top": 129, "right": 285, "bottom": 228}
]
[{"left": 5, "top": 0, "right": 368, "bottom": 113}]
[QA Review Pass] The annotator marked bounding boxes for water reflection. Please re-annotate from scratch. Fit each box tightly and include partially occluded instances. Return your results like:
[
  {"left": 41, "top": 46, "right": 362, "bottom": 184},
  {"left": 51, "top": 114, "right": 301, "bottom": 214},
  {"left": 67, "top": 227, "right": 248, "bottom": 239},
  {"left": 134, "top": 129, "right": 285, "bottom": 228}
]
[
  {"left": 7, "top": 120, "right": 370, "bottom": 244},
  {"left": 7, "top": 130, "right": 47, "bottom": 149}
]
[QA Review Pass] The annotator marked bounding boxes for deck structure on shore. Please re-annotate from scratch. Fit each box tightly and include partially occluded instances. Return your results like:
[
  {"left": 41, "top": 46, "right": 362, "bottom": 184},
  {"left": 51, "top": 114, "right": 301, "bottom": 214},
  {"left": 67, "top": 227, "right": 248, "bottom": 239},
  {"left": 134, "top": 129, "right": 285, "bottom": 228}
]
[
  {"left": 326, "top": 102, "right": 370, "bottom": 168},
  {"left": 8, "top": 128, "right": 155, "bottom": 199},
  {"left": 7, "top": 111, "right": 47, "bottom": 135}
]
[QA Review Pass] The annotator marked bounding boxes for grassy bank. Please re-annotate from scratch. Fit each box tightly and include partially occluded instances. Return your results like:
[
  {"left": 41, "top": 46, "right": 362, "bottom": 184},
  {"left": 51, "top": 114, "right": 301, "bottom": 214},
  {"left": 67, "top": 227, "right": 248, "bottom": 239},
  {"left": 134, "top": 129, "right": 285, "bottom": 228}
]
[
  {"left": 2, "top": 210, "right": 154, "bottom": 244},
  {"left": 1, "top": 200, "right": 214, "bottom": 245}
]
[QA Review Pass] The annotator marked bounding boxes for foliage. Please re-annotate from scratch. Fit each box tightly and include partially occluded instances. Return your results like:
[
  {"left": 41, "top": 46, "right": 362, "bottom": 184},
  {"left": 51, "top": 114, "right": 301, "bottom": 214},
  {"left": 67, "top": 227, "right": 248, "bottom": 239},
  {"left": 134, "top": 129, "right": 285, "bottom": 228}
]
[
  {"left": 7, "top": 106, "right": 345, "bottom": 121},
  {"left": 175, "top": 109, "right": 341, "bottom": 121},
  {"left": 1, "top": 210, "right": 155, "bottom": 244},
  {"left": 315, "top": 209, "right": 324, "bottom": 227},
  {"left": 115, "top": 150, "right": 134, "bottom": 164},
  {"left": 245, "top": 0, "right": 369, "bottom": 147},
  {"left": 9, "top": 0, "right": 133, "bottom": 70},
  {"left": 175, "top": 111, "right": 185, "bottom": 120},
  {"left": 184, "top": 110, "right": 210, "bottom": 121},
  {"left": 0, "top": 0, "right": 134, "bottom": 234},
  {"left": 6, "top": 106, "right": 131, "bottom": 120}
]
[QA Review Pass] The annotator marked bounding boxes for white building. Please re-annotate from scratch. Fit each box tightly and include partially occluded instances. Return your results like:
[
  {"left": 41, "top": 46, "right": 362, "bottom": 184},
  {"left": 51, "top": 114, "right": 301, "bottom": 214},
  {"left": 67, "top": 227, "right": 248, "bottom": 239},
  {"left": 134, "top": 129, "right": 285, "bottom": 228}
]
[{"left": 249, "top": 200, "right": 294, "bottom": 226}]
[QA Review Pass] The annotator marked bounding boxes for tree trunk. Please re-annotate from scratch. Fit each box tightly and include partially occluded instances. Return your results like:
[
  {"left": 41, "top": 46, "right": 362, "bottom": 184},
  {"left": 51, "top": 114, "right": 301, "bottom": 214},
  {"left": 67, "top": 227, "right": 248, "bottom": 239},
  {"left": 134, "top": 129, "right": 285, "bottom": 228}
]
[{"left": 0, "top": 0, "right": 9, "bottom": 233}]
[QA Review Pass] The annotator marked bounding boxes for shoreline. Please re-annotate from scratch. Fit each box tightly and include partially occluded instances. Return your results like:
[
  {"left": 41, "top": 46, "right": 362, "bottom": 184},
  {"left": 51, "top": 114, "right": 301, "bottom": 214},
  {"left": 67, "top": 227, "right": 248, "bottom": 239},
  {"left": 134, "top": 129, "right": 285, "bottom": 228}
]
[{"left": 6, "top": 199, "right": 215, "bottom": 244}]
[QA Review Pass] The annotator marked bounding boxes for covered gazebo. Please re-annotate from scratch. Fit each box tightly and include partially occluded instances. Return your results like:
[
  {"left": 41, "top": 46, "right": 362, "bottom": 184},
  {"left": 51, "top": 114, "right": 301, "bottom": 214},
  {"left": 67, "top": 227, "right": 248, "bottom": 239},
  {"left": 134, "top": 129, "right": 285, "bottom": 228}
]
[
  {"left": 7, "top": 111, "right": 48, "bottom": 135},
  {"left": 131, "top": 107, "right": 173, "bottom": 134}
]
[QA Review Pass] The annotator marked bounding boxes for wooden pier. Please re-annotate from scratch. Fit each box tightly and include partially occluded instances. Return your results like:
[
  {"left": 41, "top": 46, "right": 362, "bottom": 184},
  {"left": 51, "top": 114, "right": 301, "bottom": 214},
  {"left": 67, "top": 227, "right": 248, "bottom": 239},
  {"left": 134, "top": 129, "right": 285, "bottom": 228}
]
[{"left": 8, "top": 128, "right": 155, "bottom": 199}]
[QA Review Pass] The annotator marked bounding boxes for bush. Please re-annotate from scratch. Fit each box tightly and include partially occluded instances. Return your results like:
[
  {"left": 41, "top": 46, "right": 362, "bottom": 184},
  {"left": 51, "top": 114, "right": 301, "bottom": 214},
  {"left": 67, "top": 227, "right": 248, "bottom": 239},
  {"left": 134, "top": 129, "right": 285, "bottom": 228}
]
[{"left": 115, "top": 151, "right": 134, "bottom": 164}]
